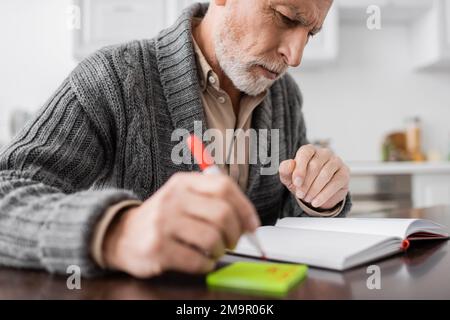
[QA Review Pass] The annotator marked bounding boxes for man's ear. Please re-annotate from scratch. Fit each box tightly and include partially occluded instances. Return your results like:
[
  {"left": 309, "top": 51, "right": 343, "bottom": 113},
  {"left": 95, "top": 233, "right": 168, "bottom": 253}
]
[{"left": 215, "top": 0, "right": 227, "bottom": 6}]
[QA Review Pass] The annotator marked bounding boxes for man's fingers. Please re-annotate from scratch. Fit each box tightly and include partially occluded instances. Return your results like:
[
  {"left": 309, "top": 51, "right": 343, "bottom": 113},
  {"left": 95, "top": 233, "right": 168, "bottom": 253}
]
[
  {"left": 297, "top": 148, "right": 331, "bottom": 201},
  {"left": 161, "top": 238, "right": 216, "bottom": 274},
  {"left": 182, "top": 193, "right": 242, "bottom": 249},
  {"left": 170, "top": 215, "right": 226, "bottom": 259},
  {"left": 279, "top": 159, "right": 296, "bottom": 193},
  {"left": 303, "top": 155, "right": 342, "bottom": 204},
  {"left": 310, "top": 169, "right": 349, "bottom": 208},
  {"left": 320, "top": 188, "right": 349, "bottom": 210},
  {"left": 292, "top": 145, "right": 316, "bottom": 192},
  {"left": 183, "top": 173, "right": 260, "bottom": 231}
]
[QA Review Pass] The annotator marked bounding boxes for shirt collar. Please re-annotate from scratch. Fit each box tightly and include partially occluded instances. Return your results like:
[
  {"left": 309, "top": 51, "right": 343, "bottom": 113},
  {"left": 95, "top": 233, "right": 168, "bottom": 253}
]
[{"left": 192, "top": 19, "right": 213, "bottom": 92}]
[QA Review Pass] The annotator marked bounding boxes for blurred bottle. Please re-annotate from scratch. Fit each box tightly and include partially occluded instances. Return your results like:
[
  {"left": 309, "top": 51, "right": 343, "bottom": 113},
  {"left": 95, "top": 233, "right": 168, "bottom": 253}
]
[
  {"left": 381, "top": 131, "right": 409, "bottom": 162},
  {"left": 405, "top": 116, "right": 425, "bottom": 162}
]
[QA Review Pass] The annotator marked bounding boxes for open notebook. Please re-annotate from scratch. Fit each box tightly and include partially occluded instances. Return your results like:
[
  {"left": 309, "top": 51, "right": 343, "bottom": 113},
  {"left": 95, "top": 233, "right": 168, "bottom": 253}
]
[{"left": 229, "top": 218, "right": 449, "bottom": 271}]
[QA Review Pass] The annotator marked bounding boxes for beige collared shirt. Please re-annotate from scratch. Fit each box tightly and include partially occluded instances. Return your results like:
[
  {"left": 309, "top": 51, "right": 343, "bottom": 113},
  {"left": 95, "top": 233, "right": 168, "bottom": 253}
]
[{"left": 90, "top": 21, "right": 344, "bottom": 269}]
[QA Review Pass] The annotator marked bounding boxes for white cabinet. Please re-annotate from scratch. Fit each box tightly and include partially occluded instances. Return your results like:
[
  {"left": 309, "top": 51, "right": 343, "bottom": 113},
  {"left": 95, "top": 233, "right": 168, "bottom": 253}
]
[
  {"left": 72, "top": 0, "right": 196, "bottom": 60},
  {"left": 411, "top": 0, "right": 450, "bottom": 70},
  {"left": 337, "top": 0, "right": 450, "bottom": 71},
  {"left": 295, "top": 0, "right": 433, "bottom": 69}
]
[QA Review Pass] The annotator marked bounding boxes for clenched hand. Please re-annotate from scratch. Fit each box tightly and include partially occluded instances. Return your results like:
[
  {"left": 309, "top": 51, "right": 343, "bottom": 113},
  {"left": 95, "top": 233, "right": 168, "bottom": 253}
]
[{"left": 279, "top": 144, "right": 350, "bottom": 210}]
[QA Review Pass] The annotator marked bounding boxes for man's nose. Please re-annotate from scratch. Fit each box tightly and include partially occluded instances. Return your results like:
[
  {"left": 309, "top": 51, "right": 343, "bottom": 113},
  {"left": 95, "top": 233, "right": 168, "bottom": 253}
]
[{"left": 278, "top": 30, "right": 308, "bottom": 68}]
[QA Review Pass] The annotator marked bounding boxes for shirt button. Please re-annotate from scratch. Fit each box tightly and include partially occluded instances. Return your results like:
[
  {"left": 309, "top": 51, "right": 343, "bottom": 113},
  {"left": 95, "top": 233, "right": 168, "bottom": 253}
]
[
  {"left": 218, "top": 96, "right": 226, "bottom": 104},
  {"left": 208, "top": 76, "right": 216, "bottom": 84}
]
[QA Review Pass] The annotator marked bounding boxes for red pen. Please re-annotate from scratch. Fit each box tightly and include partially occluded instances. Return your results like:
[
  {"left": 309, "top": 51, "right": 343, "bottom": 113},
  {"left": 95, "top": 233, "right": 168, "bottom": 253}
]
[{"left": 186, "top": 134, "right": 267, "bottom": 259}]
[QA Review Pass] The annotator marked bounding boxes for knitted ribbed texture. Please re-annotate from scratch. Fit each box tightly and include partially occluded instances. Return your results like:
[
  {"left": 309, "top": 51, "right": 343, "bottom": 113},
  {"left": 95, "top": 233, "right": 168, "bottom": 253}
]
[{"left": 0, "top": 3, "right": 351, "bottom": 277}]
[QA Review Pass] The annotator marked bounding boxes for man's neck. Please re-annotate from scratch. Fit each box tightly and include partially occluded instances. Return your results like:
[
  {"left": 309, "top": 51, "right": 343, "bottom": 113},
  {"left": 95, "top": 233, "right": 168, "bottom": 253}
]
[{"left": 193, "top": 16, "right": 242, "bottom": 115}]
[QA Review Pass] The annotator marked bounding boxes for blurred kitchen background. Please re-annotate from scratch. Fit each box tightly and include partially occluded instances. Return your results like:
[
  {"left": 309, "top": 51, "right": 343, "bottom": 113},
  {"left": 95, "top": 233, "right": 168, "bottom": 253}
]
[{"left": 0, "top": 0, "right": 449, "bottom": 214}]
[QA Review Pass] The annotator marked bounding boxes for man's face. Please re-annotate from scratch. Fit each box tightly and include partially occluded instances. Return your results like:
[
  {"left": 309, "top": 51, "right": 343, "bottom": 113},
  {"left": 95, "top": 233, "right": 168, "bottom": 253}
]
[{"left": 214, "top": 0, "right": 332, "bottom": 96}]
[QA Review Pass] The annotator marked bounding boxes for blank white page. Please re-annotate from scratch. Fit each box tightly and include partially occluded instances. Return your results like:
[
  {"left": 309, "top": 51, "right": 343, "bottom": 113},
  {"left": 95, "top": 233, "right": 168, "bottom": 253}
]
[{"left": 275, "top": 218, "right": 417, "bottom": 239}]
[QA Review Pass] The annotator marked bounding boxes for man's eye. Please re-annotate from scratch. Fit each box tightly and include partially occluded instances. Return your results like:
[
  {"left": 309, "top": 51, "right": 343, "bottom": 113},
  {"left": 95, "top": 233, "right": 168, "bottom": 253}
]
[{"left": 275, "top": 11, "right": 297, "bottom": 27}]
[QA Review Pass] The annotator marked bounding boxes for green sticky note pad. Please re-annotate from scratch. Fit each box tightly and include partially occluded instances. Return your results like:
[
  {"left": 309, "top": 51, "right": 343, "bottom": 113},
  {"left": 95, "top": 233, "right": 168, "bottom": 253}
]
[{"left": 206, "top": 262, "right": 308, "bottom": 297}]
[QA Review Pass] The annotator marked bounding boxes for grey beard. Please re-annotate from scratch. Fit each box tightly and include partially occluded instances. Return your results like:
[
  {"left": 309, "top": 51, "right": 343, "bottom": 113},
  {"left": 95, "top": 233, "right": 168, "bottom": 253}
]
[{"left": 214, "top": 32, "right": 276, "bottom": 96}]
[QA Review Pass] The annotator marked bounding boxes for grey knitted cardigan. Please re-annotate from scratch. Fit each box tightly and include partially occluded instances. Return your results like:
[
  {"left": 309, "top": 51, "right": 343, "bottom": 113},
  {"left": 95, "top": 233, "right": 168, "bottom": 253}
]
[{"left": 0, "top": 3, "right": 351, "bottom": 277}]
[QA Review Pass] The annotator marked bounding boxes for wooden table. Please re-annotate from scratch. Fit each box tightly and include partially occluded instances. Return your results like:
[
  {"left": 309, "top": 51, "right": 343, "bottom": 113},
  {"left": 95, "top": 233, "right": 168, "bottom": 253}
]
[{"left": 1, "top": 206, "right": 449, "bottom": 300}]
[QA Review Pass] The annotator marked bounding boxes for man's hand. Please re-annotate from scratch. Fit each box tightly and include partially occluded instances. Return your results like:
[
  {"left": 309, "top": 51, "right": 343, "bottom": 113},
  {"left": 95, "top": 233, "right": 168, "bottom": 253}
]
[
  {"left": 279, "top": 144, "right": 350, "bottom": 210},
  {"left": 103, "top": 172, "right": 260, "bottom": 278}
]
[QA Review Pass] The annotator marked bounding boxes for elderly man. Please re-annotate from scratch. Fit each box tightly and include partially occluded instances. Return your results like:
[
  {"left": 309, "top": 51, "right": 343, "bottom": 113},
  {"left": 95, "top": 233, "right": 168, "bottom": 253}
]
[{"left": 0, "top": 0, "right": 351, "bottom": 278}]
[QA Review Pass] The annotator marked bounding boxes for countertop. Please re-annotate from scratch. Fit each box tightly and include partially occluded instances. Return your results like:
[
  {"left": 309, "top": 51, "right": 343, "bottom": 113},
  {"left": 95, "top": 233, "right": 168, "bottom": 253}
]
[{"left": 348, "top": 161, "right": 450, "bottom": 175}]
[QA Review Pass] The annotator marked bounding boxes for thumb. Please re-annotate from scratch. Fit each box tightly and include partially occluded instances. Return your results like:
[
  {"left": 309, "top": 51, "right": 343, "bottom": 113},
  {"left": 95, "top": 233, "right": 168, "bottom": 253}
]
[{"left": 278, "top": 159, "right": 296, "bottom": 193}]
